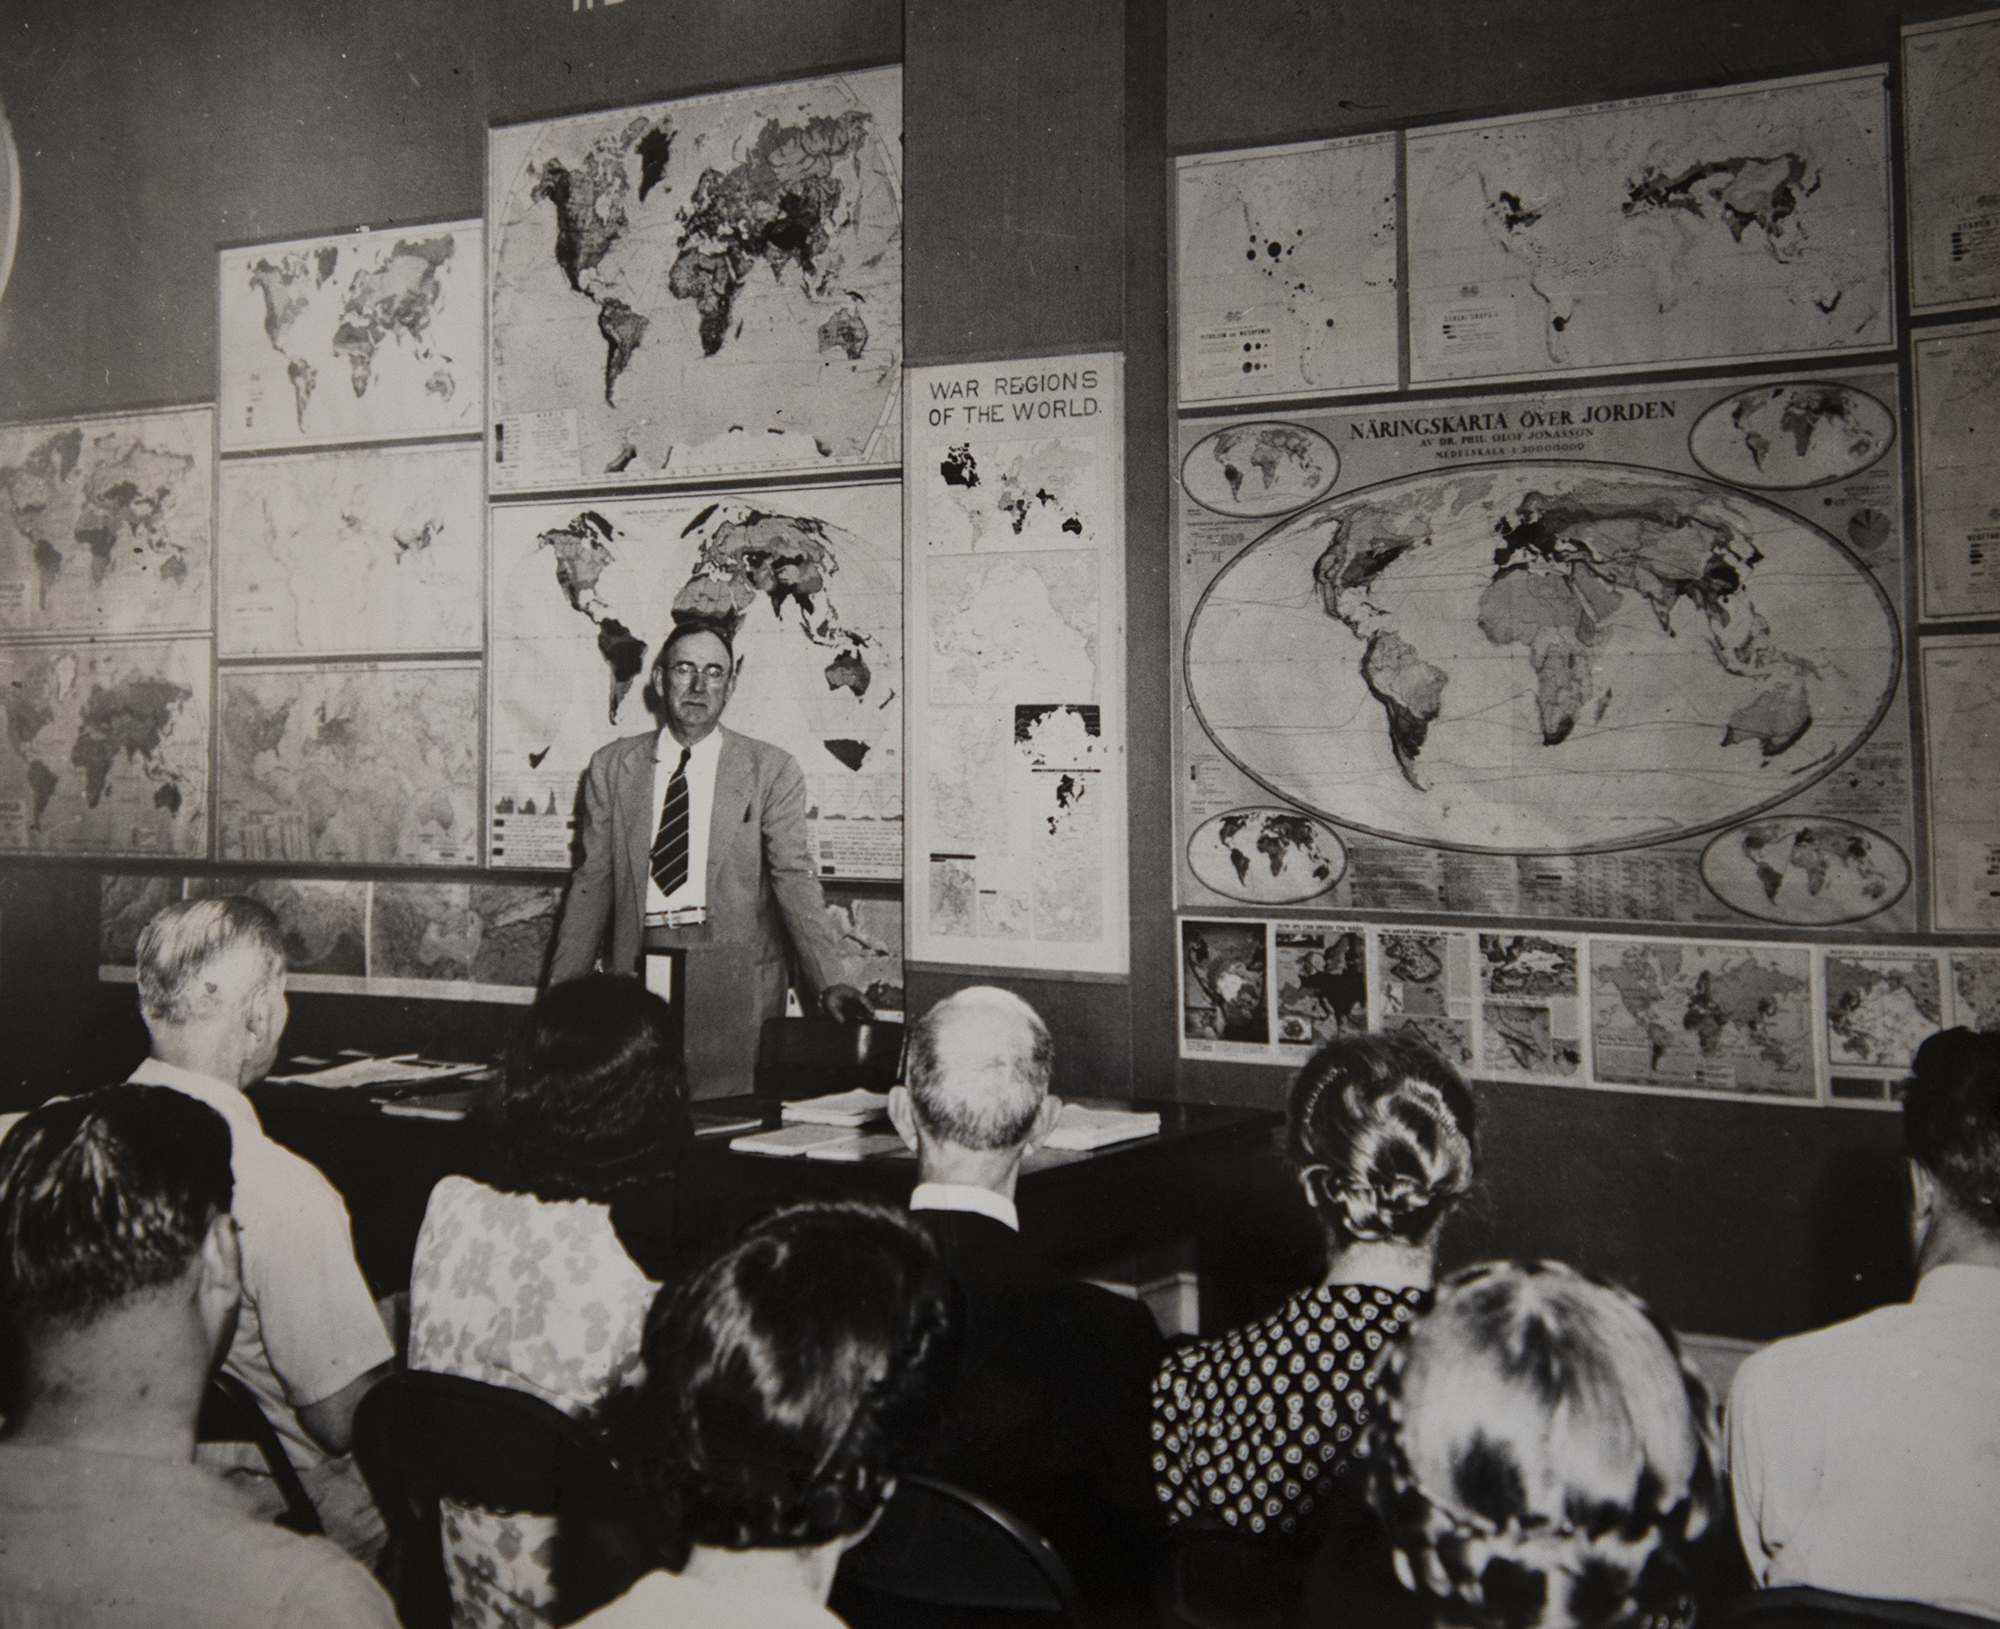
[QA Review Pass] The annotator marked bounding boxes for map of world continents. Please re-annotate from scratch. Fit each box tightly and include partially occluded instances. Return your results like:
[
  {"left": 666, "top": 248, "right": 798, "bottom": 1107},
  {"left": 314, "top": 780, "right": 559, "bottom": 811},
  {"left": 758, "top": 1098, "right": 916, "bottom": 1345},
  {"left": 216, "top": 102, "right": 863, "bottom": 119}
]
[
  {"left": 489, "top": 68, "right": 902, "bottom": 489},
  {"left": 1185, "top": 460, "right": 1900, "bottom": 854}
]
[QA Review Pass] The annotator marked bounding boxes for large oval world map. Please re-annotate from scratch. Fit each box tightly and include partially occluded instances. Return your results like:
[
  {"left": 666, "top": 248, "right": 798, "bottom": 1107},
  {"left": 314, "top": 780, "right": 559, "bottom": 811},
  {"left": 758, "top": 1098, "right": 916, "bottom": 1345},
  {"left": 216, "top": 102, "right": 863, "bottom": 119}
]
[{"left": 1185, "top": 461, "right": 1899, "bottom": 854}]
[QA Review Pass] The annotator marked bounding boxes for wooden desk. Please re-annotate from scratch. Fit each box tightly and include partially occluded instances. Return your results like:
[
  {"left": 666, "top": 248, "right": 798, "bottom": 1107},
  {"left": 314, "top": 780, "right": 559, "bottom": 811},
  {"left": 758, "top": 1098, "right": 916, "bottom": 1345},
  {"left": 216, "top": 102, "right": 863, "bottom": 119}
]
[
  {"left": 680, "top": 1096, "right": 1280, "bottom": 1274},
  {"left": 250, "top": 1080, "right": 1281, "bottom": 1302}
]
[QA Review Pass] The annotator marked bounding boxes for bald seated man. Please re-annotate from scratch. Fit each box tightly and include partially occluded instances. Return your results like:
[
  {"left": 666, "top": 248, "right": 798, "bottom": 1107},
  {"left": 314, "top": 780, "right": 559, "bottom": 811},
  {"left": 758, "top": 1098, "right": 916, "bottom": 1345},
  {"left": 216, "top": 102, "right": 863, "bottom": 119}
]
[
  {"left": 888, "top": 987, "right": 1165, "bottom": 1627},
  {"left": 125, "top": 896, "right": 395, "bottom": 1561}
]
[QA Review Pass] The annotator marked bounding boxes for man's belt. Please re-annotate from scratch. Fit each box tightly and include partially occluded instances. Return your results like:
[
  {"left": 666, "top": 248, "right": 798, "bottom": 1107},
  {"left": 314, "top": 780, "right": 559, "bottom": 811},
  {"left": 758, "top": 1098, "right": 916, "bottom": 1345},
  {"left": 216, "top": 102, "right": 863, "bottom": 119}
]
[{"left": 644, "top": 905, "right": 709, "bottom": 929}]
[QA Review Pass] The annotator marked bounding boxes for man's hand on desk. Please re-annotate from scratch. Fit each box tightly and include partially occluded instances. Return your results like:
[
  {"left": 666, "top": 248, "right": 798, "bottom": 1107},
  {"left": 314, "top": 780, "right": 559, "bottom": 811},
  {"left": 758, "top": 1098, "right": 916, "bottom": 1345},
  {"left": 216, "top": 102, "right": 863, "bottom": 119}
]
[{"left": 819, "top": 983, "right": 873, "bottom": 1024}]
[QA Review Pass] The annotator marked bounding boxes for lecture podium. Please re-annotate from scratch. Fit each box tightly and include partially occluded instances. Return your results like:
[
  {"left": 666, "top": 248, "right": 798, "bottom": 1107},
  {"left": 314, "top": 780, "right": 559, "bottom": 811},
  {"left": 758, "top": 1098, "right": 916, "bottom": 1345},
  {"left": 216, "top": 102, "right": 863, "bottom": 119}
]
[{"left": 247, "top": 1074, "right": 1281, "bottom": 1320}]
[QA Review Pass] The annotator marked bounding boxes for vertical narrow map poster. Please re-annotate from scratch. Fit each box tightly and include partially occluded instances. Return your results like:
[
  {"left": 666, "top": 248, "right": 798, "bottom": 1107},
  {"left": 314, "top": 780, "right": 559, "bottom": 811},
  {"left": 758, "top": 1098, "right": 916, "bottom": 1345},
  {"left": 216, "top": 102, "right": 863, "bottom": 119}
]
[
  {"left": 904, "top": 354, "right": 1127, "bottom": 976},
  {"left": 1915, "top": 320, "right": 2000, "bottom": 620},
  {"left": 1902, "top": 10, "right": 2000, "bottom": 314},
  {"left": 1921, "top": 634, "right": 2000, "bottom": 932}
]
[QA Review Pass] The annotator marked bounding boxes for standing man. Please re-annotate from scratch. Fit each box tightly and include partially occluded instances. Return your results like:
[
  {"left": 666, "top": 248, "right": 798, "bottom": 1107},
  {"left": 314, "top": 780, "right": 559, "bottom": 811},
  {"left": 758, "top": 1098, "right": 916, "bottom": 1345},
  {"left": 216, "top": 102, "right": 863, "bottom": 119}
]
[
  {"left": 1728, "top": 1025, "right": 2000, "bottom": 1616},
  {"left": 886, "top": 987, "right": 1165, "bottom": 1627},
  {"left": 548, "top": 616, "right": 868, "bottom": 1098},
  {"left": 127, "top": 896, "right": 395, "bottom": 1561},
  {"left": 0, "top": 1086, "right": 399, "bottom": 1629}
]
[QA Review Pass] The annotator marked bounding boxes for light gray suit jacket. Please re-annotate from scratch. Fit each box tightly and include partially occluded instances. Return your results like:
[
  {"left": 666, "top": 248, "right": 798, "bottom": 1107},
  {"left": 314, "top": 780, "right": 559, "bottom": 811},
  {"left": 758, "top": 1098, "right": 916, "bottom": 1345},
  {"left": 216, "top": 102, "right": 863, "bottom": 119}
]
[{"left": 547, "top": 726, "right": 844, "bottom": 1098}]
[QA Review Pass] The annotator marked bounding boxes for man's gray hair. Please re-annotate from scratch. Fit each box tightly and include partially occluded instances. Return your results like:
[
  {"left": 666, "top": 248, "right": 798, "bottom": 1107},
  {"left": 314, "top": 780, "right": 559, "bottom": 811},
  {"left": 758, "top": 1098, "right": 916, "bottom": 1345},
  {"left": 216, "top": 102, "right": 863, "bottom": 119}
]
[
  {"left": 136, "top": 897, "right": 286, "bottom": 1027},
  {"left": 905, "top": 987, "right": 1052, "bottom": 1152}
]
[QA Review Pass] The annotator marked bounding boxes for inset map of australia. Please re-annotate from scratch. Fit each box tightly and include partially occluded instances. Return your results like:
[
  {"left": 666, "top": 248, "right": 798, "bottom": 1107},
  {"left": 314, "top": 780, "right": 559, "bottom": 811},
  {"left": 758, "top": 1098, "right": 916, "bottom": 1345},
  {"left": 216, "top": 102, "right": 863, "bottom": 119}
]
[
  {"left": 489, "top": 68, "right": 901, "bottom": 488},
  {"left": 0, "top": 408, "right": 211, "bottom": 638},
  {"left": 219, "top": 222, "right": 481, "bottom": 449},
  {"left": 1406, "top": 67, "right": 1892, "bottom": 382}
]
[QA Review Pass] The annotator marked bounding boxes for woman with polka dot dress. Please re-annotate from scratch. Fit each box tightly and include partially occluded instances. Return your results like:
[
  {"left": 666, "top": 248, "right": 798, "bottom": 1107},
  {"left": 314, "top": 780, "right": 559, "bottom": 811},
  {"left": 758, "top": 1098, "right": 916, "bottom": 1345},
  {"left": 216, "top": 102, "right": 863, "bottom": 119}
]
[{"left": 1151, "top": 1033, "right": 1476, "bottom": 1548}]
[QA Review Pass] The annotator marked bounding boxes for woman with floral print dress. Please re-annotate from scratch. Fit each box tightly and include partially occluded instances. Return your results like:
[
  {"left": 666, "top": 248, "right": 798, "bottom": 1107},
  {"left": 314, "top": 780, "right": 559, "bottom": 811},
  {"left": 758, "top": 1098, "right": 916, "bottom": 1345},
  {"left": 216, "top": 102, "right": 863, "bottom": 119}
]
[{"left": 408, "top": 974, "right": 692, "bottom": 1629}]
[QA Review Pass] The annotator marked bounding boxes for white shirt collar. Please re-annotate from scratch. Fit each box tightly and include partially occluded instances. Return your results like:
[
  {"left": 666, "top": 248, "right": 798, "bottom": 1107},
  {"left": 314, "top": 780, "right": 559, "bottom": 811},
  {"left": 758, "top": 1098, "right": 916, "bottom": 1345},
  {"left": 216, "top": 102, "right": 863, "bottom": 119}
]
[
  {"left": 656, "top": 726, "right": 724, "bottom": 769},
  {"left": 1914, "top": 1261, "right": 2000, "bottom": 1311},
  {"left": 910, "top": 1182, "right": 1019, "bottom": 1232}
]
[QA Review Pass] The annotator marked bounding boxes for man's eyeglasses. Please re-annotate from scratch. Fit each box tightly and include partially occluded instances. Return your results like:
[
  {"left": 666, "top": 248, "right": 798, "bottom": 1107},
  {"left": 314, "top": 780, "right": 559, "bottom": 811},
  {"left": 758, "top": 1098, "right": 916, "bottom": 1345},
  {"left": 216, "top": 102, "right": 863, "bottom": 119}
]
[{"left": 667, "top": 661, "right": 731, "bottom": 686}]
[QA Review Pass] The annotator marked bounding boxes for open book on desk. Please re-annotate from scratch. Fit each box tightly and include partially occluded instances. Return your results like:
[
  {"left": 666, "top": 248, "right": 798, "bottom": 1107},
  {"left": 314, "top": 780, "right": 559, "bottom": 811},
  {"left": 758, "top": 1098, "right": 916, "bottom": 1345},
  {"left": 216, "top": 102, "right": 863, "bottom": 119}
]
[
  {"left": 779, "top": 1088, "right": 890, "bottom": 1127},
  {"left": 1043, "top": 1103, "right": 1160, "bottom": 1151},
  {"left": 730, "top": 1124, "right": 908, "bottom": 1162}
]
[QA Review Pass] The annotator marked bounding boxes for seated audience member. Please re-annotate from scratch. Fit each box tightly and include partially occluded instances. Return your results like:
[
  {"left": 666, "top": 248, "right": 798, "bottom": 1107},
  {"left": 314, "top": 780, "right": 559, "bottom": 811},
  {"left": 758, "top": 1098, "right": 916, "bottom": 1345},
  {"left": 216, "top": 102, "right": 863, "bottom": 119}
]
[
  {"left": 1728, "top": 1025, "right": 2000, "bottom": 1617},
  {"left": 0, "top": 1086, "right": 398, "bottom": 1629},
  {"left": 408, "top": 973, "right": 693, "bottom": 1629},
  {"left": 886, "top": 986, "right": 1166, "bottom": 1626},
  {"left": 1154, "top": 1033, "right": 1475, "bottom": 1543},
  {"left": 1301, "top": 1259, "right": 1721, "bottom": 1629},
  {"left": 129, "top": 896, "right": 394, "bottom": 1560},
  {"left": 581, "top": 1201, "right": 952, "bottom": 1629}
]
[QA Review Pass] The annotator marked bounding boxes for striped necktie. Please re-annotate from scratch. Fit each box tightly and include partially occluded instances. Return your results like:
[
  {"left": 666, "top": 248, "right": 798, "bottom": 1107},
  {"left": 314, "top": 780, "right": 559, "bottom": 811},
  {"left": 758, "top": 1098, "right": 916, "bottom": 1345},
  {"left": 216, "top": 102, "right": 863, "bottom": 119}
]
[{"left": 649, "top": 746, "right": 693, "bottom": 899}]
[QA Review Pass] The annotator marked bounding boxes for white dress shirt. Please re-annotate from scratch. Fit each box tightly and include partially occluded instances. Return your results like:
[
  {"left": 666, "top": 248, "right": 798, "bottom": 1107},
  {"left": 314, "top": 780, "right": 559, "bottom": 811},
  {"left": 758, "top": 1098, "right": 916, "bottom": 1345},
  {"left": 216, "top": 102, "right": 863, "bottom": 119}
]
[
  {"left": 645, "top": 726, "right": 722, "bottom": 916},
  {"left": 1728, "top": 1262, "right": 2000, "bottom": 1617},
  {"left": 909, "top": 1181, "right": 1019, "bottom": 1232}
]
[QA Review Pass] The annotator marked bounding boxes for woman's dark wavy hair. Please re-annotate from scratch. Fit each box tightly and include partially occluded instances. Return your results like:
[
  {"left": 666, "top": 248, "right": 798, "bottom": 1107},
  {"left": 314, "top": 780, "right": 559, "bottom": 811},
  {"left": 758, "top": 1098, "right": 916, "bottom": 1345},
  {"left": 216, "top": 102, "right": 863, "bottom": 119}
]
[
  {"left": 613, "top": 1201, "right": 955, "bottom": 1563},
  {"left": 1286, "top": 1031, "right": 1477, "bottom": 1247},
  {"left": 479, "top": 974, "right": 693, "bottom": 1204}
]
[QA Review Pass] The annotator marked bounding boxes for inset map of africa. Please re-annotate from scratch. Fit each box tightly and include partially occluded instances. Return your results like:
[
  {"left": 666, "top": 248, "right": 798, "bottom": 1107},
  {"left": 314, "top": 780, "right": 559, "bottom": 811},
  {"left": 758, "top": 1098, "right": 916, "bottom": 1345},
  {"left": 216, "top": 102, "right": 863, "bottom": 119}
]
[
  {"left": 488, "top": 484, "right": 901, "bottom": 874},
  {"left": 219, "top": 222, "right": 481, "bottom": 450},
  {"left": 0, "top": 639, "right": 209, "bottom": 856},
  {"left": 0, "top": 407, "right": 211, "bottom": 639},
  {"left": 1184, "top": 461, "right": 1900, "bottom": 853},
  {"left": 489, "top": 68, "right": 901, "bottom": 487},
  {"left": 1406, "top": 67, "right": 1892, "bottom": 382}
]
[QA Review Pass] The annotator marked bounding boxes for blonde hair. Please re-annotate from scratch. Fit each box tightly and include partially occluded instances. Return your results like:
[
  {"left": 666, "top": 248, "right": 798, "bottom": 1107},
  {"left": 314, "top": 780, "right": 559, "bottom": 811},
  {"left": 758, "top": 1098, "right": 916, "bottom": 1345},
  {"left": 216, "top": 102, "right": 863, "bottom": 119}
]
[
  {"left": 136, "top": 897, "right": 286, "bottom": 1028},
  {"left": 1363, "top": 1260, "right": 1719, "bottom": 1629},
  {"left": 1286, "top": 1033, "right": 1475, "bottom": 1245}
]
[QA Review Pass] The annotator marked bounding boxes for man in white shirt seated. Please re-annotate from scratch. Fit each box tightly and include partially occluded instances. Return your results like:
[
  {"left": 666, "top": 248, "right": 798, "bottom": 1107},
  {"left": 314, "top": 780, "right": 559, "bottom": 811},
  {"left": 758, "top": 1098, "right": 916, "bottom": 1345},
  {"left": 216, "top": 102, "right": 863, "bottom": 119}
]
[
  {"left": 124, "top": 896, "right": 395, "bottom": 1560},
  {"left": 1729, "top": 1025, "right": 2000, "bottom": 1618},
  {"left": 886, "top": 986, "right": 1164, "bottom": 1627},
  {"left": 0, "top": 1084, "right": 399, "bottom": 1629}
]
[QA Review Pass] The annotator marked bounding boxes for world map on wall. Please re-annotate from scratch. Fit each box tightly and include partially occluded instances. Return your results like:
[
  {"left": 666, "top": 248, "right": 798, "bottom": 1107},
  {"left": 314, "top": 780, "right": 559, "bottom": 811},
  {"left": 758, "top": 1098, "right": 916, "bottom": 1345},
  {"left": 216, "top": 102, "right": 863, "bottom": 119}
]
[
  {"left": 1699, "top": 815, "right": 1909, "bottom": 926},
  {"left": 0, "top": 410, "right": 211, "bottom": 638},
  {"left": 1591, "top": 937, "right": 1814, "bottom": 1096},
  {"left": 1186, "top": 807, "right": 1345, "bottom": 903},
  {"left": 1405, "top": 70, "right": 1893, "bottom": 381},
  {"left": 1688, "top": 382, "right": 1896, "bottom": 489},
  {"left": 489, "top": 68, "right": 902, "bottom": 485},
  {"left": 488, "top": 485, "right": 902, "bottom": 862},
  {"left": 219, "top": 225, "right": 482, "bottom": 448},
  {"left": 1184, "top": 461, "right": 1900, "bottom": 854},
  {"left": 1180, "top": 422, "right": 1339, "bottom": 518},
  {"left": 0, "top": 640, "right": 209, "bottom": 856}
]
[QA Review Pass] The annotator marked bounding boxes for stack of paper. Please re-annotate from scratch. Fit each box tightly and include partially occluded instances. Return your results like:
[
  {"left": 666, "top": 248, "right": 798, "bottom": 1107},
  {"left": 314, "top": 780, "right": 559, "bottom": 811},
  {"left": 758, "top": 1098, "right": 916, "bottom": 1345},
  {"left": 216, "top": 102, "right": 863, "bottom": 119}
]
[
  {"left": 730, "top": 1124, "right": 906, "bottom": 1161},
  {"left": 270, "top": 1055, "right": 488, "bottom": 1089},
  {"left": 1043, "top": 1104, "right": 1160, "bottom": 1151},
  {"left": 780, "top": 1089, "right": 891, "bottom": 1127}
]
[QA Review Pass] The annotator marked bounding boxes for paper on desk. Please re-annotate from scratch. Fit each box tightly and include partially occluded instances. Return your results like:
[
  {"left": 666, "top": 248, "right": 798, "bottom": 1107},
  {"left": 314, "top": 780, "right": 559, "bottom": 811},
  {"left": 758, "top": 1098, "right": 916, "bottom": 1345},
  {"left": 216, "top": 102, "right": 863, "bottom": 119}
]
[
  {"left": 780, "top": 1089, "right": 890, "bottom": 1127},
  {"left": 267, "top": 1055, "right": 486, "bottom": 1088},
  {"left": 803, "top": 1132, "right": 907, "bottom": 1163},
  {"left": 732, "top": 1123, "right": 871, "bottom": 1157},
  {"left": 1043, "top": 1104, "right": 1160, "bottom": 1151}
]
